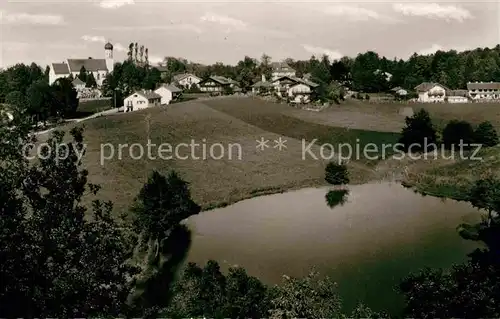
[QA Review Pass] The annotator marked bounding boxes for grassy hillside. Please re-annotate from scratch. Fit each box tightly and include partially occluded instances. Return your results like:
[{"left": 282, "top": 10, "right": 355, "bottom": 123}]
[{"left": 45, "top": 98, "right": 398, "bottom": 215}]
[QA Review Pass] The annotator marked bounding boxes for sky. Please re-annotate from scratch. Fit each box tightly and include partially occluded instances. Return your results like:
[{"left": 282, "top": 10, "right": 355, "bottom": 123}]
[{"left": 0, "top": 0, "right": 499, "bottom": 68}]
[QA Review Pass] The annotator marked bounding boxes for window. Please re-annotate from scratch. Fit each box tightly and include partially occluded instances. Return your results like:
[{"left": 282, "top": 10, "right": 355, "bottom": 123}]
[{"left": 97, "top": 73, "right": 100, "bottom": 80}]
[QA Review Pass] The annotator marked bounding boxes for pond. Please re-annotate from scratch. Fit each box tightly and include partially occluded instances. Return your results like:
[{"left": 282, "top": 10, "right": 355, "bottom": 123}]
[{"left": 185, "top": 182, "right": 481, "bottom": 316}]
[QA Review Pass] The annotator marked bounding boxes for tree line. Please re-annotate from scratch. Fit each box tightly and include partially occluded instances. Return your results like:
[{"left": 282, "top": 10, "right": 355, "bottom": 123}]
[{"left": 0, "top": 63, "right": 79, "bottom": 124}]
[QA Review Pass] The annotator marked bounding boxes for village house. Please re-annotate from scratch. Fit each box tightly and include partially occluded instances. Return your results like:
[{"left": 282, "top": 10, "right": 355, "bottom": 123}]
[
  {"left": 48, "top": 42, "right": 114, "bottom": 86},
  {"left": 123, "top": 90, "right": 161, "bottom": 112},
  {"left": 271, "top": 62, "right": 296, "bottom": 81},
  {"left": 272, "top": 75, "right": 319, "bottom": 103},
  {"left": 199, "top": 76, "right": 241, "bottom": 93},
  {"left": 415, "top": 82, "right": 449, "bottom": 103},
  {"left": 72, "top": 77, "right": 85, "bottom": 91},
  {"left": 172, "top": 73, "right": 202, "bottom": 89},
  {"left": 251, "top": 75, "right": 273, "bottom": 94},
  {"left": 446, "top": 90, "right": 469, "bottom": 103},
  {"left": 154, "top": 84, "right": 182, "bottom": 105},
  {"left": 467, "top": 82, "right": 500, "bottom": 101}
]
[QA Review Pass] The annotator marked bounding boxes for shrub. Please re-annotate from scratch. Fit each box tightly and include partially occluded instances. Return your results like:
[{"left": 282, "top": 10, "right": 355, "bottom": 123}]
[
  {"left": 325, "top": 162, "right": 349, "bottom": 185},
  {"left": 365, "top": 94, "right": 370, "bottom": 100},
  {"left": 474, "top": 121, "right": 499, "bottom": 147},
  {"left": 442, "top": 120, "right": 475, "bottom": 149},
  {"left": 398, "top": 108, "right": 437, "bottom": 152}
]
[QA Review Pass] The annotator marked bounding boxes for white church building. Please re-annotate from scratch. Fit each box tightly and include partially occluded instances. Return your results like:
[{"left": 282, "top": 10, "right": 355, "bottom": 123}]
[{"left": 48, "top": 42, "right": 114, "bottom": 86}]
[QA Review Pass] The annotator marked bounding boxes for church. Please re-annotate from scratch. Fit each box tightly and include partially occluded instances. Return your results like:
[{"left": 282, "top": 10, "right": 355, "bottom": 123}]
[{"left": 48, "top": 42, "right": 114, "bottom": 86}]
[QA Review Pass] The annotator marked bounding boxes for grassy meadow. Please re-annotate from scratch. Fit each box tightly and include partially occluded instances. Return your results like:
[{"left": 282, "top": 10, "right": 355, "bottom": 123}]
[
  {"left": 34, "top": 96, "right": 500, "bottom": 214},
  {"left": 39, "top": 97, "right": 399, "bottom": 215}
]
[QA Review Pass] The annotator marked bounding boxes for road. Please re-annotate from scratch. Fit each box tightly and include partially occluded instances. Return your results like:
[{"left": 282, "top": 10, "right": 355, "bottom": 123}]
[{"left": 34, "top": 107, "right": 120, "bottom": 136}]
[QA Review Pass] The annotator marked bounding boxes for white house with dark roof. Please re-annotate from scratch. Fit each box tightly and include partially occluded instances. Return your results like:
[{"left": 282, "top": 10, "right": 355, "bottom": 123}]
[
  {"left": 123, "top": 90, "right": 161, "bottom": 112},
  {"left": 467, "top": 82, "right": 500, "bottom": 101},
  {"left": 154, "top": 84, "right": 182, "bottom": 105},
  {"left": 49, "top": 42, "right": 114, "bottom": 86},
  {"left": 271, "top": 62, "right": 296, "bottom": 81},
  {"left": 415, "top": 82, "right": 449, "bottom": 103},
  {"left": 272, "top": 75, "right": 319, "bottom": 103},
  {"left": 172, "top": 73, "right": 201, "bottom": 89}
]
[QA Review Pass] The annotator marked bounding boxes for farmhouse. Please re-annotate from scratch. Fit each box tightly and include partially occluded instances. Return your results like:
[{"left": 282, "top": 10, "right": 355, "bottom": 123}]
[
  {"left": 154, "top": 84, "right": 182, "bottom": 105},
  {"left": 272, "top": 76, "right": 319, "bottom": 103},
  {"left": 123, "top": 90, "right": 161, "bottom": 112},
  {"left": 172, "top": 73, "right": 201, "bottom": 89},
  {"left": 415, "top": 82, "right": 449, "bottom": 103},
  {"left": 48, "top": 42, "right": 114, "bottom": 86},
  {"left": 199, "top": 76, "right": 241, "bottom": 93},
  {"left": 271, "top": 62, "right": 296, "bottom": 81},
  {"left": 446, "top": 90, "right": 469, "bottom": 103},
  {"left": 467, "top": 82, "right": 500, "bottom": 101},
  {"left": 251, "top": 75, "right": 273, "bottom": 94}
]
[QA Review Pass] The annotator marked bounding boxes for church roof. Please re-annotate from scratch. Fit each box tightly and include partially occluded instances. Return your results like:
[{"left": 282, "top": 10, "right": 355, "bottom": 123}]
[
  {"left": 67, "top": 58, "right": 108, "bottom": 73},
  {"left": 52, "top": 63, "right": 70, "bottom": 75}
]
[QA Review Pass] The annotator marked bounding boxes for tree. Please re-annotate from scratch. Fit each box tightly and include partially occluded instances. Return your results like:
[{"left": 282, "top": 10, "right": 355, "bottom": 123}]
[
  {"left": 474, "top": 121, "right": 499, "bottom": 147},
  {"left": 128, "top": 170, "right": 201, "bottom": 317},
  {"left": 26, "top": 80, "right": 53, "bottom": 123},
  {"left": 398, "top": 109, "right": 437, "bottom": 152},
  {"left": 128, "top": 43, "right": 134, "bottom": 61},
  {"left": 0, "top": 125, "right": 139, "bottom": 317},
  {"left": 145, "top": 48, "right": 149, "bottom": 66},
  {"left": 442, "top": 120, "right": 475, "bottom": 149},
  {"left": 85, "top": 72, "right": 97, "bottom": 88},
  {"left": 51, "top": 77, "right": 79, "bottom": 117},
  {"left": 268, "top": 271, "right": 342, "bottom": 318},
  {"left": 325, "top": 162, "right": 350, "bottom": 186},
  {"left": 165, "top": 261, "right": 270, "bottom": 318},
  {"left": 134, "top": 42, "right": 139, "bottom": 63},
  {"left": 139, "top": 45, "right": 145, "bottom": 63},
  {"left": 131, "top": 170, "right": 200, "bottom": 240},
  {"left": 78, "top": 66, "right": 87, "bottom": 83}
]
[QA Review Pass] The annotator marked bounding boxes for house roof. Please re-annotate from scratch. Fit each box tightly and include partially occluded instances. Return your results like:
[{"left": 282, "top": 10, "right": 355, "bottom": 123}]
[
  {"left": 158, "top": 84, "right": 182, "bottom": 93},
  {"left": 72, "top": 77, "right": 85, "bottom": 86},
  {"left": 52, "top": 63, "right": 70, "bottom": 75},
  {"left": 67, "top": 58, "right": 108, "bottom": 72},
  {"left": 467, "top": 82, "right": 500, "bottom": 90},
  {"left": 172, "top": 73, "right": 201, "bottom": 82},
  {"left": 202, "top": 75, "right": 238, "bottom": 85},
  {"left": 271, "top": 61, "right": 295, "bottom": 73},
  {"left": 272, "top": 76, "right": 319, "bottom": 88},
  {"left": 415, "top": 82, "right": 449, "bottom": 92},
  {"left": 252, "top": 81, "right": 272, "bottom": 88},
  {"left": 131, "top": 90, "right": 162, "bottom": 100}
]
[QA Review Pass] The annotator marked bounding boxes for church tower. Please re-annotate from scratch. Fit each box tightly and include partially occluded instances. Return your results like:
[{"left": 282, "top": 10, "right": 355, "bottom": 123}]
[{"left": 104, "top": 41, "right": 114, "bottom": 74}]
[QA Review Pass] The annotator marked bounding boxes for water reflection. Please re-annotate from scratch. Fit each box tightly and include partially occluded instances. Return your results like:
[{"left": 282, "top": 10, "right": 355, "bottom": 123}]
[{"left": 325, "top": 189, "right": 349, "bottom": 209}]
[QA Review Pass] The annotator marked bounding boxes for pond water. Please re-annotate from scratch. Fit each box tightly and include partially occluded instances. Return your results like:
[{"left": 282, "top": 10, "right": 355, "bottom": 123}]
[{"left": 185, "top": 182, "right": 481, "bottom": 316}]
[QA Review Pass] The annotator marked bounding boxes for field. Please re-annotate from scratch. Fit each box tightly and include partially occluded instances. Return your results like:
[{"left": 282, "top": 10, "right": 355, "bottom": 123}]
[
  {"left": 37, "top": 96, "right": 500, "bottom": 214},
  {"left": 38, "top": 97, "right": 398, "bottom": 215}
]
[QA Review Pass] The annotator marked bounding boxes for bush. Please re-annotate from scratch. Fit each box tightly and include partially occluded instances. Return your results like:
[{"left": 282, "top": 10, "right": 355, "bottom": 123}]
[
  {"left": 365, "top": 94, "right": 370, "bottom": 100},
  {"left": 442, "top": 120, "right": 475, "bottom": 149},
  {"left": 325, "top": 162, "right": 349, "bottom": 185},
  {"left": 398, "top": 108, "right": 437, "bottom": 152},
  {"left": 474, "top": 121, "right": 499, "bottom": 147}
]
